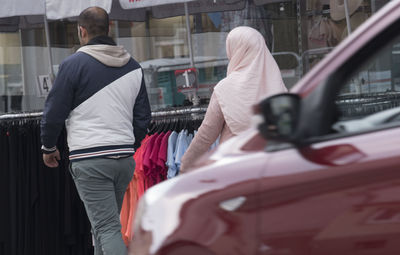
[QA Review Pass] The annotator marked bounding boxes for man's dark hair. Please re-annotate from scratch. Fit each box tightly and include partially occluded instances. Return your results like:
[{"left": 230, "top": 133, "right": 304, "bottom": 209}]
[{"left": 78, "top": 7, "right": 109, "bottom": 37}]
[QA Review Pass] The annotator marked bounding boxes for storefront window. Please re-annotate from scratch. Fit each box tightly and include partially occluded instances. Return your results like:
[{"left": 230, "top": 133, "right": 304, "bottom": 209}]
[
  {"left": 0, "top": 31, "right": 23, "bottom": 113},
  {"left": 0, "top": 0, "right": 392, "bottom": 114},
  {"left": 303, "top": 0, "right": 388, "bottom": 72}
]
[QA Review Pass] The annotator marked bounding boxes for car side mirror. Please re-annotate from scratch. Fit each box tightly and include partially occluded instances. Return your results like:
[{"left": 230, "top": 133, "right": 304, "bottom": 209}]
[{"left": 257, "top": 93, "right": 301, "bottom": 142}]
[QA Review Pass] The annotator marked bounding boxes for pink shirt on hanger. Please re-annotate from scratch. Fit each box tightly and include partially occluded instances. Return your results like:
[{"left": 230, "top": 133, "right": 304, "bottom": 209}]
[
  {"left": 134, "top": 135, "right": 151, "bottom": 198},
  {"left": 120, "top": 135, "right": 151, "bottom": 245},
  {"left": 143, "top": 134, "right": 160, "bottom": 188},
  {"left": 157, "top": 131, "right": 172, "bottom": 180},
  {"left": 149, "top": 132, "right": 166, "bottom": 184}
]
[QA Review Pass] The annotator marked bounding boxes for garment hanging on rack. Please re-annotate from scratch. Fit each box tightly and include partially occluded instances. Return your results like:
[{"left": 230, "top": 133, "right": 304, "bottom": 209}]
[
  {"left": 0, "top": 117, "right": 93, "bottom": 255},
  {"left": 166, "top": 131, "right": 179, "bottom": 179},
  {"left": 0, "top": 109, "right": 210, "bottom": 252},
  {"left": 174, "top": 129, "right": 193, "bottom": 174},
  {"left": 157, "top": 131, "right": 171, "bottom": 178},
  {"left": 120, "top": 107, "right": 220, "bottom": 244}
]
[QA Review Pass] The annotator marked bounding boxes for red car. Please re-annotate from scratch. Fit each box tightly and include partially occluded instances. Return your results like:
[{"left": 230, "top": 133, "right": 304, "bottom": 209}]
[{"left": 130, "top": 1, "right": 400, "bottom": 254}]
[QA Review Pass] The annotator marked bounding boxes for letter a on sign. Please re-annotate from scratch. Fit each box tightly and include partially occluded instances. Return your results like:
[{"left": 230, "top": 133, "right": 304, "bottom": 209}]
[{"left": 37, "top": 75, "right": 53, "bottom": 97}]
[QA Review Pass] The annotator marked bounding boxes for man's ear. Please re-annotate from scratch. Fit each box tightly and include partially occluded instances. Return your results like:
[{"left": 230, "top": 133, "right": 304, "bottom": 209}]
[{"left": 81, "top": 26, "right": 88, "bottom": 38}]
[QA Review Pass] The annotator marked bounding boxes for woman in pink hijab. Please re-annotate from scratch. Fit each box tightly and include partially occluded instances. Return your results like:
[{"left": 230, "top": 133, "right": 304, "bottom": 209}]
[{"left": 180, "top": 26, "right": 287, "bottom": 173}]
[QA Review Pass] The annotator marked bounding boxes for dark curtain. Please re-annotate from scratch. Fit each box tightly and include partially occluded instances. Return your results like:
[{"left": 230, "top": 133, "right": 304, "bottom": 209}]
[{"left": 0, "top": 118, "right": 93, "bottom": 255}]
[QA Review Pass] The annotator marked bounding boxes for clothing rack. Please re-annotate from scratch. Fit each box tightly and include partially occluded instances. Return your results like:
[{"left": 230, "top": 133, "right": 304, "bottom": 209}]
[
  {"left": 305, "top": 9, "right": 331, "bottom": 17},
  {"left": 151, "top": 106, "right": 207, "bottom": 118},
  {"left": 0, "top": 111, "right": 92, "bottom": 255},
  {"left": 0, "top": 106, "right": 208, "bottom": 120},
  {"left": 336, "top": 92, "right": 400, "bottom": 118},
  {"left": 0, "top": 111, "right": 43, "bottom": 120}
]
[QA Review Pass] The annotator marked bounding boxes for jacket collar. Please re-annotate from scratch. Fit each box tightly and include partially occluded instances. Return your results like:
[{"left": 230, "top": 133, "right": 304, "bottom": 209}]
[{"left": 86, "top": 35, "right": 116, "bottom": 46}]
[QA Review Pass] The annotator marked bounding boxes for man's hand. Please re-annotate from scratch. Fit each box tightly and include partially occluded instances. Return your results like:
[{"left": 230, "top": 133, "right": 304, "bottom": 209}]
[{"left": 43, "top": 149, "right": 61, "bottom": 168}]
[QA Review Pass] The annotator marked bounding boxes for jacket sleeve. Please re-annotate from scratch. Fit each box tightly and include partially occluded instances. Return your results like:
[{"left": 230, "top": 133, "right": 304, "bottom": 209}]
[
  {"left": 133, "top": 71, "right": 151, "bottom": 150},
  {"left": 180, "top": 93, "right": 225, "bottom": 172},
  {"left": 40, "top": 62, "right": 75, "bottom": 149}
]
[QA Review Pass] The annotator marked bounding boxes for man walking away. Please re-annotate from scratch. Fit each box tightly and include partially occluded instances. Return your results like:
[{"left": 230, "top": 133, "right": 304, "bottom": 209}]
[{"left": 40, "top": 6, "right": 151, "bottom": 255}]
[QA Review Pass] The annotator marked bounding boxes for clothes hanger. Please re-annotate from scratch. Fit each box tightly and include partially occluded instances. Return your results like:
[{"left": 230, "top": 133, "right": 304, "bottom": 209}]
[
  {"left": 148, "top": 120, "right": 157, "bottom": 134},
  {"left": 172, "top": 116, "right": 179, "bottom": 132},
  {"left": 183, "top": 116, "right": 188, "bottom": 133},
  {"left": 177, "top": 117, "right": 184, "bottom": 132},
  {"left": 195, "top": 118, "right": 200, "bottom": 130},
  {"left": 162, "top": 118, "right": 171, "bottom": 133},
  {"left": 155, "top": 119, "right": 165, "bottom": 134},
  {"left": 188, "top": 117, "right": 195, "bottom": 135}
]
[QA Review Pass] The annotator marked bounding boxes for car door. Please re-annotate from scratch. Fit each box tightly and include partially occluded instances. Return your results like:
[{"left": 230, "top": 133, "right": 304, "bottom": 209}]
[{"left": 256, "top": 9, "right": 400, "bottom": 255}]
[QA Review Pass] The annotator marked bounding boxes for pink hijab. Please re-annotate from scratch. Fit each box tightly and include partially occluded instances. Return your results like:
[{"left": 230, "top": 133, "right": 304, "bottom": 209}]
[{"left": 214, "top": 26, "right": 287, "bottom": 135}]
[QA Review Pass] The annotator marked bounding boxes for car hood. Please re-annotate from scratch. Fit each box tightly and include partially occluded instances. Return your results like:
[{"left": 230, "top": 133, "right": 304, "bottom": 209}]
[{"left": 135, "top": 142, "right": 270, "bottom": 254}]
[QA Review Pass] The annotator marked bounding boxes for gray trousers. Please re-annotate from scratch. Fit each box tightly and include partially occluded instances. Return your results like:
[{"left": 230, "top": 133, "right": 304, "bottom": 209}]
[{"left": 70, "top": 156, "right": 135, "bottom": 255}]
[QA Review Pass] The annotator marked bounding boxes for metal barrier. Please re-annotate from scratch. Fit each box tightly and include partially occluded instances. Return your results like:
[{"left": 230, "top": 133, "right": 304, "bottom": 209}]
[{"left": 336, "top": 92, "right": 400, "bottom": 118}]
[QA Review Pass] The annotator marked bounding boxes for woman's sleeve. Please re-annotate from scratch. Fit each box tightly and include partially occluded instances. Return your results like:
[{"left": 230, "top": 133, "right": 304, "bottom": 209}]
[{"left": 180, "top": 93, "right": 225, "bottom": 173}]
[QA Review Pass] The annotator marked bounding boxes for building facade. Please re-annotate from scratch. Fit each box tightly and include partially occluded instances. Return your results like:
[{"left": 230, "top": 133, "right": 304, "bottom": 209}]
[{"left": 0, "top": 0, "right": 390, "bottom": 113}]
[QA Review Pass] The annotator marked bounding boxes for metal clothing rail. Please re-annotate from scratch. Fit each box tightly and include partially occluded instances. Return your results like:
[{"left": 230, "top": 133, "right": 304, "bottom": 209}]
[
  {"left": 0, "top": 111, "right": 43, "bottom": 120},
  {"left": 151, "top": 106, "right": 207, "bottom": 118},
  {"left": 0, "top": 107, "right": 208, "bottom": 120}
]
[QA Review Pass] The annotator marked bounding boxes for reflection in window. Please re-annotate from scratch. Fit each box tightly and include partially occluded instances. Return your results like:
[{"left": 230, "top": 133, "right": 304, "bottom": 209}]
[
  {"left": 115, "top": 1, "right": 301, "bottom": 110},
  {"left": 0, "top": 19, "right": 80, "bottom": 114},
  {"left": 0, "top": 32, "right": 23, "bottom": 113},
  {"left": 333, "top": 35, "right": 400, "bottom": 133}
]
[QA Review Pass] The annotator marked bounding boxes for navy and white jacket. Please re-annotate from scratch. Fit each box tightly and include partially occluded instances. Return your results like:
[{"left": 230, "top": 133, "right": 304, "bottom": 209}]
[{"left": 41, "top": 36, "right": 151, "bottom": 161}]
